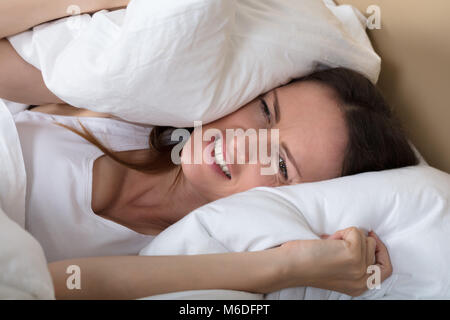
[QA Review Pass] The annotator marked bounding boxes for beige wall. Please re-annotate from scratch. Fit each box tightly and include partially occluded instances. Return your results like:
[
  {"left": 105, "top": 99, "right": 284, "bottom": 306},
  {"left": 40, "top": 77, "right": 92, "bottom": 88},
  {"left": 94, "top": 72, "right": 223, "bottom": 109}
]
[{"left": 338, "top": 0, "right": 450, "bottom": 173}]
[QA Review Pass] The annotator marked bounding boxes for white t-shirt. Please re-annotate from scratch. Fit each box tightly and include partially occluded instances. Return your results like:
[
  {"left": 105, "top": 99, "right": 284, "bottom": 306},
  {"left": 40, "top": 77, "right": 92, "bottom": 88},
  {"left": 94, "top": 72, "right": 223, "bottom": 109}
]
[{"left": 13, "top": 110, "right": 156, "bottom": 262}]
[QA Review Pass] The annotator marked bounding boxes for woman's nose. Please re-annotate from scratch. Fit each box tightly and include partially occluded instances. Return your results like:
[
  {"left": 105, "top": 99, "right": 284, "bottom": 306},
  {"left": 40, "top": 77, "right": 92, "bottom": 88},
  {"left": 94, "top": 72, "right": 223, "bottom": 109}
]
[{"left": 225, "top": 128, "right": 272, "bottom": 165}]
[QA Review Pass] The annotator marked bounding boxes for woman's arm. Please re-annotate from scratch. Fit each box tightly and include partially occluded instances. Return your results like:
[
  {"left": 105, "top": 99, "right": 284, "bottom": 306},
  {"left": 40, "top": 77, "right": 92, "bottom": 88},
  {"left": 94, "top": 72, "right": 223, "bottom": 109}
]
[
  {"left": 0, "top": 0, "right": 129, "bottom": 105},
  {"left": 49, "top": 228, "right": 392, "bottom": 299},
  {"left": 49, "top": 248, "right": 288, "bottom": 300},
  {"left": 0, "top": 0, "right": 129, "bottom": 39},
  {"left": 0, "top": 39, "right": 64, "bottom": 105}
]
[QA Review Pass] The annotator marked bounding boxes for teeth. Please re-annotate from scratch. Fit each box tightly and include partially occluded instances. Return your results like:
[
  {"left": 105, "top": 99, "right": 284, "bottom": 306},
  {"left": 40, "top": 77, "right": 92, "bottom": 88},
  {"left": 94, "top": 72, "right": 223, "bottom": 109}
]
[{"left": 214, "top": 136, "right": 231, "bottom": 179}]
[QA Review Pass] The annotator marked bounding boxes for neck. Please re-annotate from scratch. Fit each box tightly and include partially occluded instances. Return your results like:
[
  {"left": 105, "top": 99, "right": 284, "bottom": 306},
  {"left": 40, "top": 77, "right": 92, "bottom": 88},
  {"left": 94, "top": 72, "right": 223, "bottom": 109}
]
[{"left": 107, "top": 166, "right": 209, "bottom": 235}]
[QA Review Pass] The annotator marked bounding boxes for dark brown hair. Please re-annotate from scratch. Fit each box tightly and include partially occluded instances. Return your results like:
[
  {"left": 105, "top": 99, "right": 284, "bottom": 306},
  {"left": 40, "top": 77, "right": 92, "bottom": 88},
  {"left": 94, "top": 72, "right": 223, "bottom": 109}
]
[
  {"left": 61, "top": 67, "right": 418, "bottom": 177},
  {"left": 288, "top": 67, "right": 418, "bottom": 176}
]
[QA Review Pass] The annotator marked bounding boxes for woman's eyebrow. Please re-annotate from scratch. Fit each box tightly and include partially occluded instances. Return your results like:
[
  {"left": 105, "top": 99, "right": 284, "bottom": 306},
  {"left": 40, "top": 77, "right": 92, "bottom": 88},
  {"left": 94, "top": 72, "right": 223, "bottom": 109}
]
[
  {"left": 282, "top": 141, "right": 302, "bottom": 179},
  {"left": 272, "top": 89, "right": 281, "bottom": 123},
  {"left": 267, "top": 89, "right": 301, "bottom": 178}
]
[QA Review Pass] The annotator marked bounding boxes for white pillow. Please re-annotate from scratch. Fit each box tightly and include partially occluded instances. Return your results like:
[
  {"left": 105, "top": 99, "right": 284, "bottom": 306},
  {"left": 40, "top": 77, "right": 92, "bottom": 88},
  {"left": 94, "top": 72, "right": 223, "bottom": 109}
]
[
  {"left": 140, "top": 164, "right": 450, "bottom": 299},
  {"left": 8, "top": 0, "right": 380, "bottom": 127},
  {"left": 0, "top": 100, "right": 54, "bottom": 299},
  {"left": 143, "top": 289, "right": 263, "bottom": 301},
  {"left": 0, "top": 100, "right": 27, "bottom": 227},
  {"left": 0, "top": 207, "right": 54, "bottom": 299}
]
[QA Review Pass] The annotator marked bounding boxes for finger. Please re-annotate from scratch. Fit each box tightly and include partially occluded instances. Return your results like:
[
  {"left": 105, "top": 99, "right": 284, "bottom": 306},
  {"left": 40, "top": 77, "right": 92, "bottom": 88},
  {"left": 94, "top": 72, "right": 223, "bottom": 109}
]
[
  {"left": 369, "top": 231, "right": 393, "bottom": 281},
  {"left": 357, "top": 228, "right": 367, "bottom": 261},
  {"left": 369, "top": 231, "right": 388, "bottom": 258},
  {"left": 366, "top": 236, "right": 377, "bottom": 266},
  {"left": 326, "top": 232, "right": 344, "bottom": 240},
  {"left": 341, "top": 227, "right": 363, "bottom": 252},
  {"left": 320, "top": 234, "right": 330, "bottom": 240},
  {"left": 329, "top": 227, "right": 358, "bottom": 241},
  {"left": 324, "top": 229, "right": 348, "bottom": 240}
]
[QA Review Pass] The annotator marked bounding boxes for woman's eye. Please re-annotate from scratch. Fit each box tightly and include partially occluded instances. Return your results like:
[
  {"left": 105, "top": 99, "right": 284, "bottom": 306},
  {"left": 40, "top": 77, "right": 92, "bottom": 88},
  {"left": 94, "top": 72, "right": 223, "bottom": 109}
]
[
  {"left": 279, "top": 156, "right": 288, "bottom": 180},
  {"left": 259, "top": 98, "right": 271, "bottom": 124}
]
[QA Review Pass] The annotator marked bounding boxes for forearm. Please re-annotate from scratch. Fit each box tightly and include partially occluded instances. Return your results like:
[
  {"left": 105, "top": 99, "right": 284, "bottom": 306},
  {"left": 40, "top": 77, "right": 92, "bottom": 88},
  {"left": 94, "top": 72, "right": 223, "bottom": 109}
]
[
  {"left": 0, "top": 0, "right": 129, "bottom": 39},
  {"left": 48, "top": 249, "right": 296, "bottom": 300},
  {"left": 49, "top": 231, "right": 393, "bottom": 299},
  {"left": 0, "top": 0, "right": 129, "bottom": 104},
  {"left": 0, "top": 39, "right": 63, "bottom": 105}
]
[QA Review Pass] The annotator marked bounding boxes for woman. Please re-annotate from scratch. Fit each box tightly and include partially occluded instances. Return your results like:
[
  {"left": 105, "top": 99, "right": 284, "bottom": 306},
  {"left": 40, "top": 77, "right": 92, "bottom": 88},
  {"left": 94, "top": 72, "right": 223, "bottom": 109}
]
[{"left": 0, "top": 0, "right": 418, "bottom": 299}]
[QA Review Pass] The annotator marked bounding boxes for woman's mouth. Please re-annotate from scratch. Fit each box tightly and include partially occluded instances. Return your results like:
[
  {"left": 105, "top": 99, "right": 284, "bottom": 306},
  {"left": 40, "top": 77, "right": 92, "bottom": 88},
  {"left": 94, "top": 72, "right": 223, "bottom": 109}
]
[{"left": 212, "top": 135, "right": 232, "bottom": 179}]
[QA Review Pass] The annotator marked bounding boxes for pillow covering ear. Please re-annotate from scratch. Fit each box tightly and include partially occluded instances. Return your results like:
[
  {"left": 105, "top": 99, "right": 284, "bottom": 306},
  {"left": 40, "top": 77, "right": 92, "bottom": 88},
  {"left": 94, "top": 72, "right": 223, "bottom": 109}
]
[{"left": 9, "top": 0, "right": 380, "bottom": 126}]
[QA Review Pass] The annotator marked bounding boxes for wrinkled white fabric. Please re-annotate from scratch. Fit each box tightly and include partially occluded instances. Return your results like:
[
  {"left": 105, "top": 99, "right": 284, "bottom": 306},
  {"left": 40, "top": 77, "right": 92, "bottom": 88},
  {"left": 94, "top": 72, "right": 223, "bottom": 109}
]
[
  {"left": 8, "top": 0, "right": 380, "bottom": 127},
  {"left": 141, "top": 165, "right": 450, "bottom": 299},
  {"left": 0, "top": 100, "right": 54, "bottom": 299}
]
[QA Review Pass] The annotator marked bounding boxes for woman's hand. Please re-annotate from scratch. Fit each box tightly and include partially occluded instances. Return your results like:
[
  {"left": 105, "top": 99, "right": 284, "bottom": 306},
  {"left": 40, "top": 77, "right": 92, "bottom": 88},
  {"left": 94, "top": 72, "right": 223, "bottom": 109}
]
[{"left": 279, "top": 227, "right": 393, "bottom": 297}]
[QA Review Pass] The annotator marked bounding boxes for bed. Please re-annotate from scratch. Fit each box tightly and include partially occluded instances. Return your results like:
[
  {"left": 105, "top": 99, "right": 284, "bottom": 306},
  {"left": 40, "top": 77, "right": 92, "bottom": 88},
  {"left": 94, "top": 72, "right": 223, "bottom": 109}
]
[{"left": 0, "top": 0, "right": 449, "bottom": 300}]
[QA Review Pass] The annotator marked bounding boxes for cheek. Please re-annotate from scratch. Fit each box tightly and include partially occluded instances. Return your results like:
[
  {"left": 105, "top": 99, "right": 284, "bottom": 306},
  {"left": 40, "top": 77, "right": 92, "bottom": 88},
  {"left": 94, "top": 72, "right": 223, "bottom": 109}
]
[
  {"left": 181, "top": 162, "right": 278, "bottom": 202},
  {"left": 179, "top": 125, "right": 280, "bottom": 201},
  {"left": 180, "top": 142, "right": 190, "bottom": 165},
  {"left": 232, "top": 164, "right": 279, "bottom": 192},
  {"left": 179, "top": 132, "right": 198, "bottom": 165},
  {"left": 181, "top": 162, "right": 218, "bottom": 200}
]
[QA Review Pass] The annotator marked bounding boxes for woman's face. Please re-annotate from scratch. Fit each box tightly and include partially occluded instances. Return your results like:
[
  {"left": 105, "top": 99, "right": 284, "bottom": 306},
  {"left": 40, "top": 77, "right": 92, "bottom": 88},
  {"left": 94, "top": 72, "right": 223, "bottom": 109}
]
[{"left": 180, "top": 81, "right": 349, "bottom": 202}]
